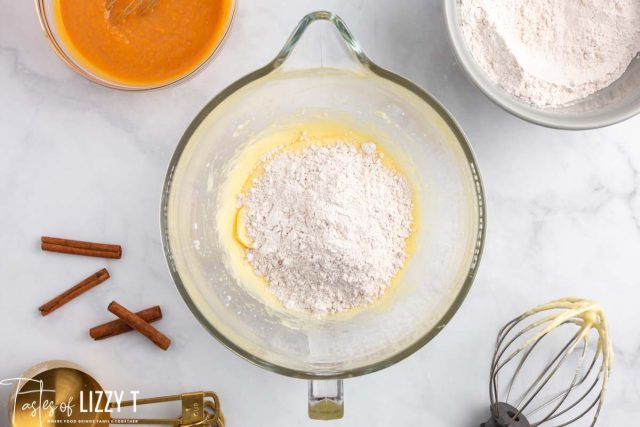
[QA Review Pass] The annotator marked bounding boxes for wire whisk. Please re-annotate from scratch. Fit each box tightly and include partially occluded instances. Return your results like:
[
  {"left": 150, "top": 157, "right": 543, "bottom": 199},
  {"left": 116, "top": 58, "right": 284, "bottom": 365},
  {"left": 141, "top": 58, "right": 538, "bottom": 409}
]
[
  {"left": 105, "top": 0, "right": 159, "bottom": 24},
  {"left": 480, "top": 298, "right": 613, "bottom": 427}
]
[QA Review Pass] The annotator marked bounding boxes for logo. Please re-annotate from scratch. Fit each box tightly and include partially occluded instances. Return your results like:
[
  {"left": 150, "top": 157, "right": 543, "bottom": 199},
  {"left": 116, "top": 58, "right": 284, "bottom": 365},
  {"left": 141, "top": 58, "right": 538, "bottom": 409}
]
[{"left": 1, "top": 377, "right": 140, "bottom": 426}]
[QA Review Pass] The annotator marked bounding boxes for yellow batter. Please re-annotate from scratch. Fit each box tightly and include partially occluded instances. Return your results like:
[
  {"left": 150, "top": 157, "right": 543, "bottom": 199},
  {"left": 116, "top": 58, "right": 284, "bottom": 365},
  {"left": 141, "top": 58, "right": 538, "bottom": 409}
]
[{"left": 216, "top": 120, "right": 419, "bottom": 316}]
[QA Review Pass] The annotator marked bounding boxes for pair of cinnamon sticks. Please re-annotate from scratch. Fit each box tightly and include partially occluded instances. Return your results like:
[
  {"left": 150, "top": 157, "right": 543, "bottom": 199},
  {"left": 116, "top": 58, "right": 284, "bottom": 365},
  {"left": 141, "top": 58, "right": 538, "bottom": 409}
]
[
  {"left": 91, "top": 304, "right": 163, "bottom": 340},
  {"left": 39, "top": 236, "right": 171, "bottom": 350},
  {"left": 39, "top": 235, "right": 121, "bottom": 317},
  {"left": 105, "top": 301, "right": 171, "bottom": 350}
]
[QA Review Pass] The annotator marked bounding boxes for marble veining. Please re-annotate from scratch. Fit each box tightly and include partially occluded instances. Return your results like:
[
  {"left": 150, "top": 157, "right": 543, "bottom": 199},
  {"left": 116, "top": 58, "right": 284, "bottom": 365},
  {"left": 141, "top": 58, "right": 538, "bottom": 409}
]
[{"left": 0, "top": 0, "right": 639, "bottom": 425}]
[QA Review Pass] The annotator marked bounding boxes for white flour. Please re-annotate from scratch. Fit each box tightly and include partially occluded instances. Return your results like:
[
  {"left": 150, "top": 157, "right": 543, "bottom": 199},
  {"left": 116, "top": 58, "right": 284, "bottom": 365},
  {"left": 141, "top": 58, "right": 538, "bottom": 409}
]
[
  {"left": 460, "top": 0, "right": 640, "bottom": 107},
  {"left": 238, "top": 140, "right": 413, "bottom": 313}
]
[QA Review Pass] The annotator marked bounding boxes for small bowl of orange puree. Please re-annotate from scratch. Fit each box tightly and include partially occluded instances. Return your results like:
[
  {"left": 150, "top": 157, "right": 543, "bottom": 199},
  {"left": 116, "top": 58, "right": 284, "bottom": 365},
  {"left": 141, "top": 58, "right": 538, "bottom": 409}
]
[{"left": 36, "top": 0, "right": 236, "bottom": 90}]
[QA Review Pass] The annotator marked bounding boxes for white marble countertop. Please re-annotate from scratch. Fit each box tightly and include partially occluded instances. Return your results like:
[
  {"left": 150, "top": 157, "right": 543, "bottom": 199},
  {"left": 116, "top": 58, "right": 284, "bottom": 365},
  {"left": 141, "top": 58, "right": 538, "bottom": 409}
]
[{"left": 1, "top": 0, "right": 639, "bottom": 425}]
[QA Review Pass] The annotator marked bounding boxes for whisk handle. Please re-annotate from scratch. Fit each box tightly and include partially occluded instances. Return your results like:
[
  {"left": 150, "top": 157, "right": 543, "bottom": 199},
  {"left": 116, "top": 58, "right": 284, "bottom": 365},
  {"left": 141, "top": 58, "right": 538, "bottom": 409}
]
[{"left": 479, "top": 403, "right": 530, "bottom": 427}]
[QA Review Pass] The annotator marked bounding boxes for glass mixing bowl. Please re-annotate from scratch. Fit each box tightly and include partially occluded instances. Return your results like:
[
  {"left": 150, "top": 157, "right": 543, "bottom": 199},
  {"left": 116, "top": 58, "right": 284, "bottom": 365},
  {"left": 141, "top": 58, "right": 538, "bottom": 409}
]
[
  {"left": 161, "top": 11, "right": 485, "bottom": 418},
  {"left": 35, "top": 0, "right": 236, "bottom": 91},
  {"left": 444, "top": 0, "right": 640, "bottom": 130}
]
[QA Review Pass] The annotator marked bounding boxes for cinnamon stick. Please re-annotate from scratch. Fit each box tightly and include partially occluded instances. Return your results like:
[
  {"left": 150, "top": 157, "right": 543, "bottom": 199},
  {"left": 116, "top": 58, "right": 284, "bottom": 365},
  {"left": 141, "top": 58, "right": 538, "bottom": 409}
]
[
  {"left": 39, "top": 268, "right": 110, "bottom": 316},
  {"left": 90, "top": 306, "right": 163, "bottom": 340},
  {"left": 41, "top": 236, "right": 122, "bottom": 259},
  {"left": 107, "top": 301, "right": 171, "bottom": 350}
]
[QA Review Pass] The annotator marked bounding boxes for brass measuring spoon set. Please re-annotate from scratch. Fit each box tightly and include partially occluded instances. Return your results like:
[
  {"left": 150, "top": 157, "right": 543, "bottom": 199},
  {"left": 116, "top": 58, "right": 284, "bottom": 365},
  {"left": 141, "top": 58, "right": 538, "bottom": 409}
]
[{"left": 8, "top": 361, "right": 224, "bottom": 427}]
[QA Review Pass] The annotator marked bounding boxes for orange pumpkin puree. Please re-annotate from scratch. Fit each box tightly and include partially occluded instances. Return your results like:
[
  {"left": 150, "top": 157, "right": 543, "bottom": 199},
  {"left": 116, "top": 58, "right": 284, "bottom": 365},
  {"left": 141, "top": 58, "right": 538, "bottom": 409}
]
[{"left": 53, "top": 0, "right": 233, "bottom": 86}]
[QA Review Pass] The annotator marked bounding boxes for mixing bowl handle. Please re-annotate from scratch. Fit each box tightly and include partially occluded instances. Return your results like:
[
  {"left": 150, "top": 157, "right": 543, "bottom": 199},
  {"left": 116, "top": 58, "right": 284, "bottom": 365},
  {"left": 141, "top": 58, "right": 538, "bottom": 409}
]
[
  {"left": 271, "top": 10, "right": 371, "bottom": 72},
  {"left": 308, "top": 379, "right": 344, "bottom": 420}
]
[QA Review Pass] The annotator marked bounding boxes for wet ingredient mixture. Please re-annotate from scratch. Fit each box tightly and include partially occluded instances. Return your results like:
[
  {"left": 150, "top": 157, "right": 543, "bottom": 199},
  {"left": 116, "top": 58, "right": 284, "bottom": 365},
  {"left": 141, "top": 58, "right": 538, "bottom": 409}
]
[
  {"left": 54, "top": 0, "right": 233, "bottom": 85},
  {"left": 461, "top": 0, "right": 640, "bottom": 107},
  {"left": 236, "top": 134, "right": 413, "bottom": 313}
]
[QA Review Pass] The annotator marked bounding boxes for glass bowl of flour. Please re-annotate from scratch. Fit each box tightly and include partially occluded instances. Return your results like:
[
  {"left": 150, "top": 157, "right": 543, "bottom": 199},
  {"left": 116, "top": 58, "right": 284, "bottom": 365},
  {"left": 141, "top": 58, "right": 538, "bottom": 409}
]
[
  {"left": 445, "top": 0, "right": 640, "bottom": 129},
  {"left": 161, "top": 11, "right": 485, "bottom": 417}
]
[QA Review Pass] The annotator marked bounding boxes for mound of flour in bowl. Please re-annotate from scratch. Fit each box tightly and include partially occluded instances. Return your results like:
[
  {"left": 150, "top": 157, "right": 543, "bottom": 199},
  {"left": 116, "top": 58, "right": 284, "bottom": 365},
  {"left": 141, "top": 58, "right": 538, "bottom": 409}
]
[
  {"left": 460, "top": 0, "right": 640, "bottom": 107},
  {"left": 238, "top": 140, "right": 413, "bottom": 313}
]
